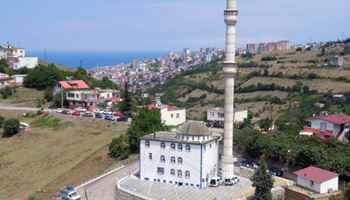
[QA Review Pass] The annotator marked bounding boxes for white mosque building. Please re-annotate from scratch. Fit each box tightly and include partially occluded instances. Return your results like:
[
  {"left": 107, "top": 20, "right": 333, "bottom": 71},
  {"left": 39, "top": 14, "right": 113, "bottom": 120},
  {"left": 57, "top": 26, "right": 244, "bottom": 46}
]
[{"left": 139, "top": 121, "right": 220, "bottom": 189}]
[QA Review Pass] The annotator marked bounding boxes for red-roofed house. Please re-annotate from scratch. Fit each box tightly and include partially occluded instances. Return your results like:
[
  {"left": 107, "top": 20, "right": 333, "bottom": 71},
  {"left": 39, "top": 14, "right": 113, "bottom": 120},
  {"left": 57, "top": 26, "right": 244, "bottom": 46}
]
[
  {"left": 147, "top": 100, "right": 186, "bottom": 126},
  {"left": 54, "top": 80, "right": 89, "bottom": 94},
  {"left": 294, "top": 166, "right": 339, "bottom": 194},
  {"left": 300, "top": 113, "right": 350, "bottom": 142}
]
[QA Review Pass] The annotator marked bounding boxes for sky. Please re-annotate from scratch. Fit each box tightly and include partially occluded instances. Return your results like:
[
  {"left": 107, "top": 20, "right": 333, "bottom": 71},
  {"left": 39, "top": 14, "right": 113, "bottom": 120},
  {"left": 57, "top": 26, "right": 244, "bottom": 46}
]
[{"left": 1, "top": 0, "right": 349, "bottom": 51}]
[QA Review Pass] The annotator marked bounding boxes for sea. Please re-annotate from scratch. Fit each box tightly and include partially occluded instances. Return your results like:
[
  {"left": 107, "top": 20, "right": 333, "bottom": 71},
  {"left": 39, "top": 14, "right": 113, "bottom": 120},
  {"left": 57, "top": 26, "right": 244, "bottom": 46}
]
[{"left": 27, "top": 50, "right": 166, "bottom": 69}]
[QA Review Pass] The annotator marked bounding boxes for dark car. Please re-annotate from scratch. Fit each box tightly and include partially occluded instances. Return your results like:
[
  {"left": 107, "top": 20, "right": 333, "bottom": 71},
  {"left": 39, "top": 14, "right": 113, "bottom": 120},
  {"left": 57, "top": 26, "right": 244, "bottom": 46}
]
[
  {"left": 117, "top": 116, "right": 128, "bottom": 122},
  {"left": 61, "top": 110, "right": 71, "bottom": 115},
  {"left": 122, "top": 111, "right": 133, "bottom": 118},
  {"left": 269, "top": 167, "right": 284, "bottom": 177},
  {"left": 104, "top": 115, "right": 115, "bottom": 121},
  {"left": 82, "top": 112, "right": 94, "bottom": 118},
  {"left": 95, "top": 113, "right": 103, "bottom": 118}
]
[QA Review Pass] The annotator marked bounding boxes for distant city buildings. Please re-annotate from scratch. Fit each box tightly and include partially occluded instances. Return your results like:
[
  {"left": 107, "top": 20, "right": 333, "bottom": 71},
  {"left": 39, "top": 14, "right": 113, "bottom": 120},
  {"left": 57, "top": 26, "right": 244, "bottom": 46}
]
[
  {"left": 89, "top": 47, "right": 224, "bottom": 94},
  {"left": 246, "top": 40, "right": 291, "bottom": 54},
  {"left": 0, "top": 43, "right": 38, "bottom": 70}
]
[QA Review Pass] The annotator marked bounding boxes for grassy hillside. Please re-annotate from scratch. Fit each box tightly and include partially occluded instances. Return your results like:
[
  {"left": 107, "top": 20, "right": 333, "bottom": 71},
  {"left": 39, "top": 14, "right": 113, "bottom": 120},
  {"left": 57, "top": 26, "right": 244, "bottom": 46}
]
[
  {"left": 148, "top": 41, "right": 350, "bottom": 120},
  {"left": 0, "top": 112, "right": 128, "bottom": 200}
]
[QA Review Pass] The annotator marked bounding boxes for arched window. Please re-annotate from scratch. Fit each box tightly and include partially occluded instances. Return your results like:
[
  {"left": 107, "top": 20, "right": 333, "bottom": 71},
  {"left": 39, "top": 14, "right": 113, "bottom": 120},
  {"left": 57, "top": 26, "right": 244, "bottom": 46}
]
[
  {"left": 185, "top": 144, "right": 191, "bottom": 152},
  {"left": 177, "top": 170, "right": 182, "bottom": 178},
  {"left": 160, "top": 142, "right": 165, "bottom": 148},
  {"left": 185, "top": 171, "right": 190, "bottom": 179},
  {"left": 178, "top": 143, "right": 183, "bottom": 151},
  {"left": 160, "top": 155, "right": 165, "bottom": 163},
  {"left": 178, "top": 157, "right": 183, "bottom": 165},
  {"left": 170, "top": 143, "right": 175, "bottom": 150},
  {"left": 171, "top": 156, "right": 176, "bottom": 164},
  {"left": 170, "top": 169, "right": 175, "bottom": 176},
  {"left": 145, "top": 140, "right": 150, "bottom": 147}
]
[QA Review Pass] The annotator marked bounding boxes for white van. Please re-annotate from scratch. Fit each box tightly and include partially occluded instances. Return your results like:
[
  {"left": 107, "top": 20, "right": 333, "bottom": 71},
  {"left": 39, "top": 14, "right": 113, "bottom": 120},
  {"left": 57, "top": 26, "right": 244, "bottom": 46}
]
[
  {"left": 224, "top": 177, "right": 239, "bottom": 186},
  {"left": 209, "top": 177, "right": 224, "bottom": 187}
]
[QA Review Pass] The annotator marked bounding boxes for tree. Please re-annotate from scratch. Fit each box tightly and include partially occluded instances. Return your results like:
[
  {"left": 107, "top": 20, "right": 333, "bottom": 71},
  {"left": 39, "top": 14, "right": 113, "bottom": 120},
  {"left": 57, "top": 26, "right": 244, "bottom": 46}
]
[
  {"left": 119, "top": 82, "right": 132, "bottom": 112},
  {"left": 23, "top": 64, "right": 65, "bottom": 90},
  {"left": 44, "top": 90, "right": 53, "bottom": 102},
  {"left": 109, "top": 135, "right": 130, "bottom": 159},
  {"left": 258, "top": 118, "right": 273, "bottom": 132},
  {"left": 127, "top": 108, "right": 167, "bottom": 152},
  {"left": 344, "top": 182, "right": 350, "bottom": 200},
  {"left": 251, "top": 159, "right": 274, "bottom": 200},
  {"left": 3, "top": 118, "right": 20, "bottom": 137}
]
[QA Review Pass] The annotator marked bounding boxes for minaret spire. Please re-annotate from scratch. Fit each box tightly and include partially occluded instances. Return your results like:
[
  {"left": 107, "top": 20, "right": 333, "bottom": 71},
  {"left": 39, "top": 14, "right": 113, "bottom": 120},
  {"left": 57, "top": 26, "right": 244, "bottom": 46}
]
[{"left": 221, "top": 0, "right": 238, "bottom": 179}]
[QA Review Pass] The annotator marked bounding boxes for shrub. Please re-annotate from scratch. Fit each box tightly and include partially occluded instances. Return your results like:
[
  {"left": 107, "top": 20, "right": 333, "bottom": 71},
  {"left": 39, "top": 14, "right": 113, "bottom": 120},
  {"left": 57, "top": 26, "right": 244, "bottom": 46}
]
[
  {"left": 0, "top": 86, "right": 13, "bottom": 99},
  {"left": 0, "top": 115, "right": 4, "bottom": 128},
  {"left": 261, "top": 56, "right": 277, "bottom": 61},
  {"left": 3, "top": 118, "right": 20, "bottom": 137},
  {"left": 109, "top": 135, "right": 130, "bottom": 159},
  {"left": 44, "top": 90, "right": 53, "bottom": 102}
]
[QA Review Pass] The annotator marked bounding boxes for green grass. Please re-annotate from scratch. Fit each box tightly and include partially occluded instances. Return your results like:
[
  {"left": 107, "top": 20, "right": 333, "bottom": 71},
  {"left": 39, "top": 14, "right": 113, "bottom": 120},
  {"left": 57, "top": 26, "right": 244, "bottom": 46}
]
[{"left": 31, "top": 115, "right": 71, "bottom": 129}]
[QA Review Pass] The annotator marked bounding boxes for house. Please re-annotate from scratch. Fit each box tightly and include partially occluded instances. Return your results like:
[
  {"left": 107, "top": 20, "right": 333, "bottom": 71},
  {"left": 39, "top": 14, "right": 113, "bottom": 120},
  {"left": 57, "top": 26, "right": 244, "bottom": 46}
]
[
  {"left": 329, "top": 56, "right": 344, "bottom": 67},
  {"left": 284, "top": 166, "right": 340, "bottom": 200},
  {"left": 0, "top": 43, "right": 38, "bottom": 69},
  {"left": 54, "top": 80, "right": 89, "bottom": 94},
  {"left": 140, "top": 121, "right": 219, "bottom": 189},
  {"left": 148, "top": 101, "right": 186, "bottom": 126},
  {"left": 0, "top": 73, "right": 9, "bottom": 78},
  {"left": 206, "top": 107, "right": 248, "bottom": 128},
  {"left": 300, "top": 113, "right": 350, "bottom": 141},
  {"left": 314, "top": 103, "right": 325, "bottom": 109},
  {"left": 0, "top": 77, "right": 12, "bottom": 88},
  {"left": 11, "top": 74, "right": 27, "bottom": 86},
  {"left": 66, "top": 89, "right": 120, "bottom": 110}
]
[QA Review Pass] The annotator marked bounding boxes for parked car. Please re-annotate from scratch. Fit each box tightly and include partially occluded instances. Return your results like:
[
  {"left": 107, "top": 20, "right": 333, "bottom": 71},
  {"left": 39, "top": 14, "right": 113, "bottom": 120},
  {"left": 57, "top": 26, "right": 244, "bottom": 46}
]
[
  {"left": 104, "top": 115, "right": 115, "bottom": 121},
  {"left": 95, "top": 113, "right": 103, "bottom": 118},
  {"left": 93, "top": 109, "right": 103, "bottom": 114},
  {"left": 209, "top": 177, "right": 224, "bottom": 187},
  {"left": 72, "top": 111, "right": 81, "bottom": 116},
  {"left": 269, "top": 167, "right": 284, "bottom": 177},
  {"left": 224, "top": 177, "right": 239, "bottom": 186},
  {"left": 113, "top": 111, "right": 124, "bottom": 117},
  {"left": 75, "top": 107, "right": 87, "bottom": 112},
  {"left": 82, "top": 112, "right": 94, "bottom": 118},
  {"left": 60, "top": 185, "right": 81, "bottom": 200},
  {"left": 123, "top": 111, "right": 133, "bottom": 118},
  {"left": 61, "top": 110, "right": 71, "bottom": 115},
  {"left": 237, "top": 160, "right": 250, "bottom": 168},
  {"left": 103, "top": 110, "right": 113, "bottom": 115},
  {"left": 117, "top": 116, "right": 128, "bottom": 122},
  {"left": 56, "top": 108, "right": 64, "bottom": 113}
]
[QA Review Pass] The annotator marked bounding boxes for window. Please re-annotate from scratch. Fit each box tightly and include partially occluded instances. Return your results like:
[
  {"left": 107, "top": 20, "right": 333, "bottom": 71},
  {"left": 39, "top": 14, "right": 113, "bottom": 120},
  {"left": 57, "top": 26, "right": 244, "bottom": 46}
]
[
  {"left": 149, "top": 153, "right": 152, "bottom": 160},
  {"left": 170, "top": 143, "right": 175, "bottom": 150},
  {"left": 157, "top": 167, "right": 164, "bottom": 175},
  {"left": 170, "top": 169, "right": 175, "bottom": 176},
  {"left": 177, "top": 170, "right": 182, "bottom": 178},
  {"left": 176, "top": 113, "right": 180, "bottom": 118},
  {"left": 145, "top": 140, "right": 150, "bottom": 147},
  {"left": 185, "top": 144, "right": 191, "bottom": 152},
  {"left": 310, "top": 181, "right": 314, "bottom": 187},
  {"left": 178, "top": 144, "right": 183, "bottom": 151},
  {"left": 178, "top": 157, "right": 183, "bottom": 164},
  {"left": 160, "top": 155, "right": 165, "bottom": 163},
  {"left": 171, "top": 156, "right": 176, "bottom": 164},
  {"left": 219, "top": 113, "right": 224, "bottom": 118},
  {"left": 160, "top": 142, "right": 165, "bottom": 148},
  {"left": 320, "top": 122, "right": 327, "bottom": 130},
  {"left": 210, "top": 112, "right": 214, "bottom": 117},
  {"left": 171, "top": 114, "right": 174, "bottom": 118},
  {"left": 185, "top": 171, "right": 190, "bottom": 179}
]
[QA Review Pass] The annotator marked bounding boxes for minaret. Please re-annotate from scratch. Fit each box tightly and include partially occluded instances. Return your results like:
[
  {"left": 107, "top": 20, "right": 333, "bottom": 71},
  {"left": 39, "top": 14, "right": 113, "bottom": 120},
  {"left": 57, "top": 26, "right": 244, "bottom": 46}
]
[{"left": 221, "top": 0, "right": 238, "bottom": 179}]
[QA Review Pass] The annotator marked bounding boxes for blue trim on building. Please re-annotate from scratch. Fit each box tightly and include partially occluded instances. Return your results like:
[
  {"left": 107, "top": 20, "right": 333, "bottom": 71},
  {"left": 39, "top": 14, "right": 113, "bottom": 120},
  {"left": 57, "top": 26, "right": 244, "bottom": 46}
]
[{"left": 200, "top": 144, "right": 203, "bottom": 189}]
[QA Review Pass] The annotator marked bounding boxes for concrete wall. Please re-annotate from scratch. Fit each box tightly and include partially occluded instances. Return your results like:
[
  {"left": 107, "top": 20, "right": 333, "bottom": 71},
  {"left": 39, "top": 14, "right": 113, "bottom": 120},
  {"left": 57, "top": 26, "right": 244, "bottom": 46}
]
[
  {"left": 161, "top": 108, "right": 186, "bottom": 126},
  {"left": 116, "top": 187, "right": 146, "bottom": 200},
  {"left": 13, "top": 57, "right": 38, "bottom": 69}
]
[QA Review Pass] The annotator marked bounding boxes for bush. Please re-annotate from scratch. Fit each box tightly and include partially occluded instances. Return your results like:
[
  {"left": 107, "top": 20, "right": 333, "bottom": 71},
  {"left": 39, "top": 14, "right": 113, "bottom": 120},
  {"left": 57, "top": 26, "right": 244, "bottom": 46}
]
[
  {"left": 0, "top": 115, "right": 4, "bottom": 128},
  {"left": 0, "top": 86, "right": 13, "bottom": 99},
  {"left": 3, "top": 118, "right": 20, "bottom": 137},
  {"left": 44, "top": 90, "right": 53, "bottom": 102},
  {"left": 296, "top": 47, "right": 302, "bottom": 52},
  {"left": 261, "top": 56, "right": 277, "bottom": 61},
  {"left": 109, "top": 135, "right": 130, "bottom": 159}
]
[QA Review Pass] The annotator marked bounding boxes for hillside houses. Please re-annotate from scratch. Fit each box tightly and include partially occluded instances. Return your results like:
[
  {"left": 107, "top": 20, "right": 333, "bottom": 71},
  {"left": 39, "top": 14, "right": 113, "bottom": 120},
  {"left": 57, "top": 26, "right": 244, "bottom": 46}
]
[
  {"left": 0, "top": 43, "right": 38, "bottom": 69},
  {"left": 300, "top": 113, "right": 350, "bottom": 142}
]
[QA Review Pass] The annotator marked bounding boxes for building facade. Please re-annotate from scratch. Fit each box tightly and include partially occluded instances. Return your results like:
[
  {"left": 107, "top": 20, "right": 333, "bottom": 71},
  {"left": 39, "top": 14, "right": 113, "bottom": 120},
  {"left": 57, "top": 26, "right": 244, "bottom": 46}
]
[
  {"left": 207, "top": 107, "right": 248, "bottom": 128},
  {"left": 148, "top": 102, "right": 186, "bottom": 126},
  {"left": 0, "top": 43, "right": 38, "bottom": 69},
  {"left": 140, "top": 121, "right": 219, "bottom": 189}
]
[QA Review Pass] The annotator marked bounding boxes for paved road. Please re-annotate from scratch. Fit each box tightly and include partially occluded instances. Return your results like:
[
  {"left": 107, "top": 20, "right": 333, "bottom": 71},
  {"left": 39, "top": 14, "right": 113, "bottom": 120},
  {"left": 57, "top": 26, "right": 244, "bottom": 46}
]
[
  {"left": 76, "top": 160, "right": 139, "bottom": 200},
  {"left": 0, "top": 104, "right": 53, "bottom": 112}
]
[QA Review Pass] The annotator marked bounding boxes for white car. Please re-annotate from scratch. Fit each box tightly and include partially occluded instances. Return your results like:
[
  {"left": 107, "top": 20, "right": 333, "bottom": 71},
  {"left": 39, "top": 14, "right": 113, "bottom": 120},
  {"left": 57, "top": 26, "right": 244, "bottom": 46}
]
[
  {"left": 102, "top": 110, "right": 113, "bottom": 115},
  {"left": 56, "top": 108, "right": 64, "bottom": 113},
  {"left": 60, "top": 185, "right": 81, "bottom": 200},
  {"left": 75, "top": 107, "right": 87, "bottom": 112},
  {"left": 93, "top": 109, "right": 104, "bottom": 114},
  {"left": 224, "top": 177, "right": 239, "bottom": 186},
  {"left": 209, "top": 177, "right": 224, "bottom": 187}
]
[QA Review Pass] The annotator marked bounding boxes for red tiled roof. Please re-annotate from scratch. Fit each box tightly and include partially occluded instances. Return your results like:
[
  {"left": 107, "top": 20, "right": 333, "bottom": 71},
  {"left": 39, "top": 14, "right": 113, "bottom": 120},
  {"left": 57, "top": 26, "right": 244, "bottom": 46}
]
[
  {"left": 147, "top": 103, "right": 180, "bottom": 111},
  {"left": 294, "top": 166, "right": 338, "bottom": 182},
  {"left": 302, "top": 127, "right": 333, "bottom": 137},
  {"left": 167, "top": 106, "right": 179, "bottom": 111},
  {"left": 59, "top": 80, "right": 89, "bottom": 89},
  {"left": 308, "top": 113, "right": 350, "bottom": 125}
]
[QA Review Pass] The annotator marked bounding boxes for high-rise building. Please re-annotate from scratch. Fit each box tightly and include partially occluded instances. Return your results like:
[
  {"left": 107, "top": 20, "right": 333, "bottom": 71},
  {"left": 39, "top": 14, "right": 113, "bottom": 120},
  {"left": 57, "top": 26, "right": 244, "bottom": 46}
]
[{"left": 221, "top": 0, "right": 238, "bottom": 179}]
